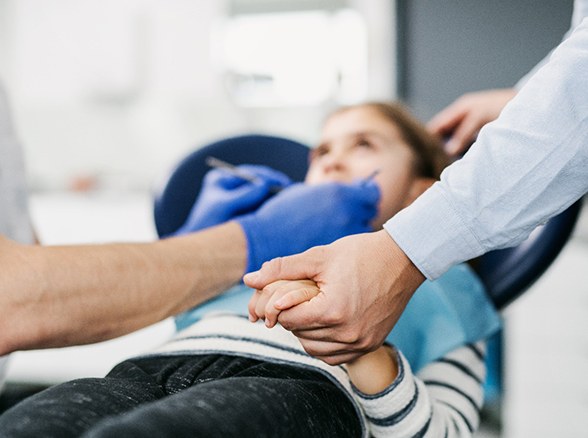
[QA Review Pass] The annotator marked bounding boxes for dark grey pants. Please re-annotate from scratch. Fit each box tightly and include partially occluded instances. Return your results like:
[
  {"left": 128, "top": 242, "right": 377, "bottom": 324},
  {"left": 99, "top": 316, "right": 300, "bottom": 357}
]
[{"left": 0, "top": 354, "right": 362, "bottom": 437}]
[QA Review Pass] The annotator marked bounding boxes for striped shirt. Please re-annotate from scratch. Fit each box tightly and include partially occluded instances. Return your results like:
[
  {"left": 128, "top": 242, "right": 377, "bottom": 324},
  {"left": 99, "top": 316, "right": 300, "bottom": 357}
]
[{"left": 146, "top": 313, "right": 486, "bottom": 437}]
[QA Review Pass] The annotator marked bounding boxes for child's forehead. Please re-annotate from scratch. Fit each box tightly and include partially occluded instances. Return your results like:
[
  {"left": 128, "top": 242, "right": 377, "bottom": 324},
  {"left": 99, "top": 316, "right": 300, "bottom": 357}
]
[
  {"left": 321, "top": 109, "right": 404, "bottom": 143},
  {"left": 327, "top": 105, "right": 382, "bottom": 122},
  {"left": 325, "top": 107, "right": 397, "bottom": 130}
]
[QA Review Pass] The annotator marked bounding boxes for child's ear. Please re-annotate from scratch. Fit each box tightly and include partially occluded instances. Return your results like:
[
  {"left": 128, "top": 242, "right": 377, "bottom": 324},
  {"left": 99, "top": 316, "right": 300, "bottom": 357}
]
[{"left": 404, "top": 178, "right": 436, "bottom": 207}]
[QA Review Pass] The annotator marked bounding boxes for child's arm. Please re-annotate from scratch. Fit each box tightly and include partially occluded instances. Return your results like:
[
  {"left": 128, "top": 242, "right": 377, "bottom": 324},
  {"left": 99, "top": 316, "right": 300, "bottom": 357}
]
[
  {"left": 345, "top": 345, "right": 399, "bottom": 395},
  {"left": 355, "top": 341, "right": 486, "bottom": 438}
]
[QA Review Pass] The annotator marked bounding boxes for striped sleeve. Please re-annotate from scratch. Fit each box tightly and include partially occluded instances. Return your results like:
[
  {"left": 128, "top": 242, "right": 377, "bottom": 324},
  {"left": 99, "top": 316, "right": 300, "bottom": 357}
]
[{"left": 352, "top": 341, "right": 486, "bottom": 437}]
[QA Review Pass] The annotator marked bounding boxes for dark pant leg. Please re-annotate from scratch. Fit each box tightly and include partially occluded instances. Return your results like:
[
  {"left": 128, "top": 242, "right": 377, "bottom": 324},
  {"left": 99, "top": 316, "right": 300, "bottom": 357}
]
[
  {"left": 0, "top": 355, "right": 362, "bottom": 438},
  {"left": 84, "top": 357, "right": 362, "bottom": 438},
  {"left": 0, "top": 358, "right": 170, "bottom": 438}
]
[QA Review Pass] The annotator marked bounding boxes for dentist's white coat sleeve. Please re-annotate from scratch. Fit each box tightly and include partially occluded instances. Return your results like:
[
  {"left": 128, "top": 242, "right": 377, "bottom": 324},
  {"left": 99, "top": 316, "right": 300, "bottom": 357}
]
[{"left": 384, "top": 18, "right": 588, "bottom": 279}]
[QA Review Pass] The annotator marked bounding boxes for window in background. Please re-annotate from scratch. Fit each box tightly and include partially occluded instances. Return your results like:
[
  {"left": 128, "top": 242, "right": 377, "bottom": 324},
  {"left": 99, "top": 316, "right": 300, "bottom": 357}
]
[
  {"left": 215, "top": 9, "right": 368, "bottom": 107},
  {"left": 2, "top": 0, "right": 394, "bottom": 192}
]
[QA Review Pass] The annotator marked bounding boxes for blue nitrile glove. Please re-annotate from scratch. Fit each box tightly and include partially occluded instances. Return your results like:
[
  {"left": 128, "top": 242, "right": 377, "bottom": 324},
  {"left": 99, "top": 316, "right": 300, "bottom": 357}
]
[
  {"left": 173, "top": 165, "right": 292, "bottom": 235},
  {"left": 236, "top": 180, "right": 380, "bottom": 273}
]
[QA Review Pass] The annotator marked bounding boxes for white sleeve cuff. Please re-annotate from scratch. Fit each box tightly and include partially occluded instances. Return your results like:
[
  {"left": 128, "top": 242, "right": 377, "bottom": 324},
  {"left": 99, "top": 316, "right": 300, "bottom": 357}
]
[{"left": 383, "top": 184, "right": 484, "bottom": 280}]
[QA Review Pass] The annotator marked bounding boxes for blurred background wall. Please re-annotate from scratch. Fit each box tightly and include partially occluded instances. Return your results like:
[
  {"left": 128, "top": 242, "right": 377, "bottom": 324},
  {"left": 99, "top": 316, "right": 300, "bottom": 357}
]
[
  {"left": 395, "top": 0, "right": 573, "bottom": 120},
  {"left": 0, "top": 0, "right": 394, "bottom": 192}
]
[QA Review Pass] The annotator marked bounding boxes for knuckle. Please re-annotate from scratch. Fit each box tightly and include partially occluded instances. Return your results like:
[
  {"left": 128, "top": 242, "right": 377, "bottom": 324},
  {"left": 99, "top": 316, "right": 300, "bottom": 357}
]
[
  {"left": 272, "top": 257, "right": 284, "bottom": 272},
  {"left": 323, "top": 307, "right": 346, "bottom": 325},
  {"left": 262, "top": 257, "right": 283, "bottom": 277},
  {"left": 339, "top": 328, "right": 361, "bottom": 345},
  {"left": 247, "top": 300, "right": 256, "bottom": 314},
  {"left": 321, "top": 356, "right": 342, "bottom": 366},
  {"left": 355, "top": 336, "right": 374, "bottom": 352},
  {"left": 254, "top": 300, "right": 267, "bottom": 314},
  {"left": 265, "top": 303, "right": 278, "bottom": 317},
  {"left": 278, "top": 314, "right": 293, "bottom": 330},
  {"left": 301, "top": 288, "right": 314, "bottom": 301},
  {"left": 260, "top": 259, "right": 274, "bottom": 272},
  {"left": 260, "top": 287, "right": 274, "bottom": 297},
  {"left": 301, "top": 344, "right": 320, "bottom": 357},
  {"left": 273, "top": 282, "right": 290, "bottom": 295}
]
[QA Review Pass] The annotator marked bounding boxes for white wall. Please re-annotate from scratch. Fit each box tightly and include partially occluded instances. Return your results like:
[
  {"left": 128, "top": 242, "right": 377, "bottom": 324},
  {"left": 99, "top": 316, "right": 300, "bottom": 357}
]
[
  {"left": 3, "top": 0, "right": 244, "bottom": 190},
  {"left": 1, "top": 0, "right": 395, "bottom": 193}
]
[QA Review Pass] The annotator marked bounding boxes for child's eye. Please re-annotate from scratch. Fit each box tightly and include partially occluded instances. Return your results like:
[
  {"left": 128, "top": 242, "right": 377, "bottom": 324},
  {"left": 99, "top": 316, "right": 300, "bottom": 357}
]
[
  {"left": 355, "top": 138, "right": 373, "bottom": 149},
  {"left": 310, "top": 144, "right": 329, "bottom": 159}
]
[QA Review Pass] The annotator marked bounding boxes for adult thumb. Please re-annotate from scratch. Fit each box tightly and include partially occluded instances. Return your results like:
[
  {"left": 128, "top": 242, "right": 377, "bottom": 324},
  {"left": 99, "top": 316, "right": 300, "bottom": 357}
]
[{"left": 243, "top": 248, "right": 323, "bottom": 289}]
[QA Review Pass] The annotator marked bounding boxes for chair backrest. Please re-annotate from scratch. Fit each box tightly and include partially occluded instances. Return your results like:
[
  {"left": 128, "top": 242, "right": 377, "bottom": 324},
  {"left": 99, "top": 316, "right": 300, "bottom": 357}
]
[
  {"left": 153, "top": 133, "right": 583, "bottom": 310},
  {"left": 474, "top": 199, "right": 583, "bottom": 309},
  {"left": 153, "top": 134, "right": 310, "bottom": 238}
]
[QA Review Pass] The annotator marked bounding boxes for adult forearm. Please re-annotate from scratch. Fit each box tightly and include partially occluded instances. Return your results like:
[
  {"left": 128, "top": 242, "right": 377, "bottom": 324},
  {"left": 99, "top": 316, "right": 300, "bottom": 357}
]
[{"left": 0, "top": 222, "right": 246, "bottom": 354}]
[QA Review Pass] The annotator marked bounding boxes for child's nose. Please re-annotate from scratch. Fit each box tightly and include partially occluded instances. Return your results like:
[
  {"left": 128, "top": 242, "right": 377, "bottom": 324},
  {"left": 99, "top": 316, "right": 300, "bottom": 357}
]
[{"left": 322, "top": 151, "right": 347, "bottom": 174}]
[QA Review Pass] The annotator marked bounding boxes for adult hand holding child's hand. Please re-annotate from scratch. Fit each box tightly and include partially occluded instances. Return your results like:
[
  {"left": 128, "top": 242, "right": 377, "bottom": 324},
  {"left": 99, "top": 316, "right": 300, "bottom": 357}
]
[{"left": 244, "top": 230, "right": 425, "bottom": 365}]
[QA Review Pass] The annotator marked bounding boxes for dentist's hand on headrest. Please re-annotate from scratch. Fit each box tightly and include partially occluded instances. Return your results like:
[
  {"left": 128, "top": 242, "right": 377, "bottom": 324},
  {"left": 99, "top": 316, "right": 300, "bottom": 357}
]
[
  {"left": 427, "top": 88, "right": 516, "bottom": 156},
  {"left": 236, "top": 180, "right": 380, "bottom": 273},
  {"left": 173, "top": 165, "right": 292, "bottom": 235}
]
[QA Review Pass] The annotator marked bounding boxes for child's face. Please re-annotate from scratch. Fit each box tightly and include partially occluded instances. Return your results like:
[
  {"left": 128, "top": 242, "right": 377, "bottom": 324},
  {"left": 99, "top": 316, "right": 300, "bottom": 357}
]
[{"left": 305, "top": 106, "right": 430, "bottom": 229}]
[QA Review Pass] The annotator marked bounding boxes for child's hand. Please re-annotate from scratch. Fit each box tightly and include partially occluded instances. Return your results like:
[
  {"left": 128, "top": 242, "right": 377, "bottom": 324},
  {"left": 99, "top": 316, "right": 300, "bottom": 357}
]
[{"left": 248, "top": 279, "right": 320, "bottom": 328}]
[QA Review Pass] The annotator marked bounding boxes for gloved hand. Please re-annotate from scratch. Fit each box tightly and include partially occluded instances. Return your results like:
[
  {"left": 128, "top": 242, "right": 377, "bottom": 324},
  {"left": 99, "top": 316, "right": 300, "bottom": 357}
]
[
  {"left": 236, "top": 180, "right": 380, "bottom": 273},
  {"left": 174, "top": 165, "right": 292, "bottom": 235}
]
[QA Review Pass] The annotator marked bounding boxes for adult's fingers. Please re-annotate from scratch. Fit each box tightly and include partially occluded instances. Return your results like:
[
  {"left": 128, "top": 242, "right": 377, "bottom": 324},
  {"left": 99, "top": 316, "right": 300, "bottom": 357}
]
[
  {"left": 429, "top": 88, "right": 517, "bottom": 156},
  {"left": 275, "top": 294, "right": 336, "bottom": 332},
  {"left": 427, "top": 102, "right": 466, "bottom": 136},
  {"left": 265, "top": 282, "right": 319, "bottom": 328},
  {"left": 444, "top": 113, "right": 481, "bottom": 156},
  {"left": 296, "top": 338, "right": 369, "bottom": 365},
  {"left": 243, "top": 247, "right": 324, "bottom": 289}
]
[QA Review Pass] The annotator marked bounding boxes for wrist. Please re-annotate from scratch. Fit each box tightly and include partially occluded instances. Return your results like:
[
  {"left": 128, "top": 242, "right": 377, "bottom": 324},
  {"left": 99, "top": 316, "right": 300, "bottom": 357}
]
[
  {"left": 234, "top": 214, "right": 260, "bottom": 274},
  {"left": 346, "top": 345, "right": 399, "bottom": 395},
  {"left": 374, "top": 229, "right": 425, "bottom": 295},
  {"left": 179, "top": 221, "right": 248, "bottom": 284},
  {"left": 0, "top": 240, "right": 48, "bottom": 353}
]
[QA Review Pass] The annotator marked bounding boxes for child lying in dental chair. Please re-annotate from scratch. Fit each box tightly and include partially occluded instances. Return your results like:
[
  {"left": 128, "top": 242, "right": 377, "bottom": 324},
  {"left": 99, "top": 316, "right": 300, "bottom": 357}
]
[{"left": 0, "top": 102, "right": 500, "bottom": 437}]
